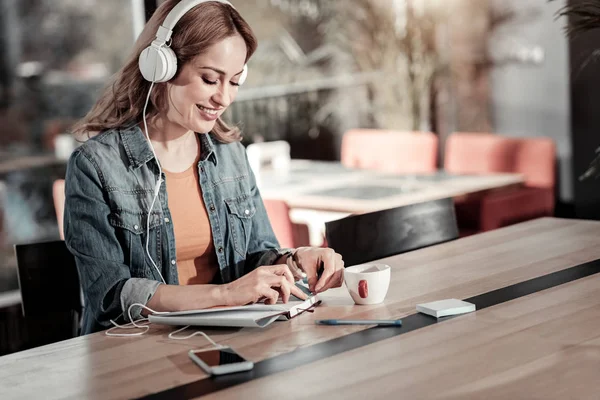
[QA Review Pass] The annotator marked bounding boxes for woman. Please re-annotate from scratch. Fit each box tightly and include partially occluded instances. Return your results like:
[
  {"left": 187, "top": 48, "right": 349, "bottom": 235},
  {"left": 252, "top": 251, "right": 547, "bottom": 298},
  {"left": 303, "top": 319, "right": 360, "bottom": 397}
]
[{"left": 65, "top": 0, "right": 344, "bottom": 335}]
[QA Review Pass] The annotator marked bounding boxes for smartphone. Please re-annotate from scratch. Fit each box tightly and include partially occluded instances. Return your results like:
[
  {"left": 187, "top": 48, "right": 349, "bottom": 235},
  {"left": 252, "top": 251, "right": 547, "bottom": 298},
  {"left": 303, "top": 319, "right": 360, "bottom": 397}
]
[{"left": 188, "top": 346, "right": 254, "bottom": 376}]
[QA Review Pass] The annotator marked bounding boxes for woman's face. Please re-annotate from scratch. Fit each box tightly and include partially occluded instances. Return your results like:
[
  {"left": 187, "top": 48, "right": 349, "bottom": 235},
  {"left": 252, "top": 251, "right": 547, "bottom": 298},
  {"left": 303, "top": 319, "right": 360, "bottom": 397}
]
[{"left": 165, "top": 34, "right": 247, "bottom": 134}]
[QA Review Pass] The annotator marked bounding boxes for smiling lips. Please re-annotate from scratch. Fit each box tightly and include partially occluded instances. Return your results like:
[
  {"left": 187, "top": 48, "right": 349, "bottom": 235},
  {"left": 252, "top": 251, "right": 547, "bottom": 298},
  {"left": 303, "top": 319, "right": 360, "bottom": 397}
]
[{"left": 196, "top": 104, "right": 221, "bottom": 121}]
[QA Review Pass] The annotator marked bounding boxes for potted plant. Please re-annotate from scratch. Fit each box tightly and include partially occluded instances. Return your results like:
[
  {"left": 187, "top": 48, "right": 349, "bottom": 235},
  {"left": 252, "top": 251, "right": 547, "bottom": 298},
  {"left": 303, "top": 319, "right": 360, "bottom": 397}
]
[{"left": 556, "top": 0, "right": 600, "bottom": 180}]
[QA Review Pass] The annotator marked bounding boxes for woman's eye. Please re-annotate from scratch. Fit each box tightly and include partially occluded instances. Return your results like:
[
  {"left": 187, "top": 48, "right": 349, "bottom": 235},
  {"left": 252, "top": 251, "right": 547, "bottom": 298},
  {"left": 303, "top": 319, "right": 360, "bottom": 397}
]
[
  {"left": 202, "top": 77, "right": 217, "bottom": 85},
  {"left": 230, "top": 81, "right": 240, "bottom": 87}
]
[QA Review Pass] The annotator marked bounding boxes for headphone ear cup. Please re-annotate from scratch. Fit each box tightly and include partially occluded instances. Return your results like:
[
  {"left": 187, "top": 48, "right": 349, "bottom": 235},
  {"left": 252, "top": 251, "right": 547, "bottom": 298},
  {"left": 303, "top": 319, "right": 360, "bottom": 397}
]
[
  {"left": 161, "top": 46, "right": 178, "bottom": 82},
  {"left": 138, "top": 45, "right": 177, "bottom": 83},
  {"left": 239, "top": 64, "right": 248, "bottom": 85},
  {"left": 139, "top": 46, "right": 166, "bottom": 82}
]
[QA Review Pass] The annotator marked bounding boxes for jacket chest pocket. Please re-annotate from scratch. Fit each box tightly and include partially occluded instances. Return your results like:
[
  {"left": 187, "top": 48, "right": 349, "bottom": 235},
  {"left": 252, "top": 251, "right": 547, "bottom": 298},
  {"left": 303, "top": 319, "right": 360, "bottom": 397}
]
[
  {"left": 108, "top": 210, "right": 163, "bottom": 279},
  {"left": 224, "top": 196, "right": 256, "bottom": 258}
]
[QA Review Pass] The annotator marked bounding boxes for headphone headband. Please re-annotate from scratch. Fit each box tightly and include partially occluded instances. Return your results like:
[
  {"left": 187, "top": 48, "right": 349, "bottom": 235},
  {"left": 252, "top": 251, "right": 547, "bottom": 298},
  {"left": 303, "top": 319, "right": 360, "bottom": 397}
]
[
  {"left": 155, "top": 0, "right": 233, "bottom": 44},
  {"left": 138, "top": 0, "right": 247, "bottom": 84}
]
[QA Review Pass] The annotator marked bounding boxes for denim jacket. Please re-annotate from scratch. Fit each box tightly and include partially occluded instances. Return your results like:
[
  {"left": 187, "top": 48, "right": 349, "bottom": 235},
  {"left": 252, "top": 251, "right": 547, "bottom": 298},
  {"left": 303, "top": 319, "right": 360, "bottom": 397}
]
[{"left": 64, "top": 125, "right": 288, "bottom": 334}]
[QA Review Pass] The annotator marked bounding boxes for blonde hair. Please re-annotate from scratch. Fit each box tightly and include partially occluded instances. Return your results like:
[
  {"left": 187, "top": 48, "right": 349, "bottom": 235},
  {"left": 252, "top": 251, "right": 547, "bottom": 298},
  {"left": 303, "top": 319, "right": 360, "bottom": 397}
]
[{"left": 72, "top": 0, "right": 257, "bottom": 143}]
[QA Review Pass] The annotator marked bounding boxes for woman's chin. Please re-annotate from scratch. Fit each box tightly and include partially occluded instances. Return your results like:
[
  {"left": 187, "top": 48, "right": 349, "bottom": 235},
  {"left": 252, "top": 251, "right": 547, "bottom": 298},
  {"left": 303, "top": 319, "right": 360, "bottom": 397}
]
[{"left": 192, "top": 119, "right": 217, "bottom": 134}]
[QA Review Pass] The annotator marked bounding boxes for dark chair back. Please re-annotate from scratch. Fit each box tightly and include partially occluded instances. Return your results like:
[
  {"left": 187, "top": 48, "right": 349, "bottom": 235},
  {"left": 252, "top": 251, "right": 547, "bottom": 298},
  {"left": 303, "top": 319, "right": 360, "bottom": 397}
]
[
  {"left": 325, "top": 198, "right": 459, "bottom": 267},
  {"left": 15, "top": 240, "right": 82, "bottom": 342}
]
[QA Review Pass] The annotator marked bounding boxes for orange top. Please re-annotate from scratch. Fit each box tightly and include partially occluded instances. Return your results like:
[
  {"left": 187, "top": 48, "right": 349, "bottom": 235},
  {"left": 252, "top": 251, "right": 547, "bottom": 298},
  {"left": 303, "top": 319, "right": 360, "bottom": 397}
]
[{"left": 163, "top": 156, "right": 218, "bottom": 286}]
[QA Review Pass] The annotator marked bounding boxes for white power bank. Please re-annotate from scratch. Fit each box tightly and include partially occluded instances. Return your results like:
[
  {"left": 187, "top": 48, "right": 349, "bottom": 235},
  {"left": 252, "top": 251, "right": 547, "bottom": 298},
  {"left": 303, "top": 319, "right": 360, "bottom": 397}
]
[{"left": 416, "top": 299, "right": 476, "bottom": 318}]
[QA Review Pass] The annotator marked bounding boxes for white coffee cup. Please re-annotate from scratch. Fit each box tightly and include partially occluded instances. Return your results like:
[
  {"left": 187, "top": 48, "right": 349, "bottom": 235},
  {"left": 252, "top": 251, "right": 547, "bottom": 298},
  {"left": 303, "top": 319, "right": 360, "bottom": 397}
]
[{"left": 344, "top": 264, "right": 391, "bottom": 305}]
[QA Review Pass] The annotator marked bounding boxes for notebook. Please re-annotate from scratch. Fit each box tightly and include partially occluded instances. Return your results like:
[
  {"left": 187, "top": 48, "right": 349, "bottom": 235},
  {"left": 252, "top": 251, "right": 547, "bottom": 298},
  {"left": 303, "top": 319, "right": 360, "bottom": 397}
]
[{"left": 148, "top": 296, "right": 321, "bottom": 328}]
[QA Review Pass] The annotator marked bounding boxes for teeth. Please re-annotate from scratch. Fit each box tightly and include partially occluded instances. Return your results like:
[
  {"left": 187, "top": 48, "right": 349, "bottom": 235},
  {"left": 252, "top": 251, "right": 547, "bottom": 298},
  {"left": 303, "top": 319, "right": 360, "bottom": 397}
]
[{"left": 197, "top": 105, "right": 218, "bottom": 115}]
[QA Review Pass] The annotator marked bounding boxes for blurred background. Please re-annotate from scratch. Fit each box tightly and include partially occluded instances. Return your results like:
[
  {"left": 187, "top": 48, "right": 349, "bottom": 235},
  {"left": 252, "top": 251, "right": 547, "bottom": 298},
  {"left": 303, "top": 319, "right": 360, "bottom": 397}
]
[{"left": 2, "top": 0, "right": 600, "bottom": 354}]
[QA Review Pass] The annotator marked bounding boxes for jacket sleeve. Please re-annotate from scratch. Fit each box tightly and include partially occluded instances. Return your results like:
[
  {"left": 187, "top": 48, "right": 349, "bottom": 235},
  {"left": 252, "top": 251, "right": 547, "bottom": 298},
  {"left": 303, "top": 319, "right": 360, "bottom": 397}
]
[
  {"left": 242, "top": 152, "right": 293, "bottom": 274},
  {"left": 64, "top": 148, "right": 160, "bottom": 327}
]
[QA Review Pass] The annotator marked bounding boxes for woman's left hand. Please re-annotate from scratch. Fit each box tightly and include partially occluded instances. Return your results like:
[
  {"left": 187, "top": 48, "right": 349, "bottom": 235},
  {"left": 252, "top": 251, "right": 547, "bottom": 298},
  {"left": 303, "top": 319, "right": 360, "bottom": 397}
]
[{"left": 294, "top": 247, "right": 344, "bottom": 294}]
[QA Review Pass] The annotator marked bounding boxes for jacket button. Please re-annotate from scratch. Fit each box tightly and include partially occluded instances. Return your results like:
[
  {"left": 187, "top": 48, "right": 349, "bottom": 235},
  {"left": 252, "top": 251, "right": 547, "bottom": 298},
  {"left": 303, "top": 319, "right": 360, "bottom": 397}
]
[
  {"left": 218, "top": 247, "right": 223, "bottom": 253},
  {"left": 244, "top": 209, "right": 250, "bottom": 215},
  {"left": 164, "top": 218, "right": 170, "bottom": 223},
  {"left": 134, "top": 225, "right": 139, "bottom": 230},
  {"left": 209, "top": 205, "right": 215, "bottom": 212},
  {"left": 171, "top": 259, "right": 176, "bottom": 265}
]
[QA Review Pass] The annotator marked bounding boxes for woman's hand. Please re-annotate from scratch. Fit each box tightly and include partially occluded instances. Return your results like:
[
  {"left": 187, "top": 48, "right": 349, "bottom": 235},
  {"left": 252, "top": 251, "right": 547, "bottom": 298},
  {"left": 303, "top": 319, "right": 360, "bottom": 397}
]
[
  {"left": 294, "top": 247, "right": 344, "bottom": 294},
  {"left": 221, "top": 264, "right": 308, "bottom": 306}
]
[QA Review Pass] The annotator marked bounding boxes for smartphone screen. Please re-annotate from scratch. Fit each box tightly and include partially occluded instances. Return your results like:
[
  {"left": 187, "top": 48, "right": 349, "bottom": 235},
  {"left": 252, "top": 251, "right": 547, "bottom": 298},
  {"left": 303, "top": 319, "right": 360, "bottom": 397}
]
[{"left": 190, "top": 347, "right": 248, "bottom": 367}]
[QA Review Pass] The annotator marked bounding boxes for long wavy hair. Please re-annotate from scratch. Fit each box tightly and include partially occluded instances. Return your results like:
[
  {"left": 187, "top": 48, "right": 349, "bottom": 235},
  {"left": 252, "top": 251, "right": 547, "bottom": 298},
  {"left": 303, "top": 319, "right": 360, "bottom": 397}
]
[{"left": 71, "top": 0, "right": 257, "bottom": 143}]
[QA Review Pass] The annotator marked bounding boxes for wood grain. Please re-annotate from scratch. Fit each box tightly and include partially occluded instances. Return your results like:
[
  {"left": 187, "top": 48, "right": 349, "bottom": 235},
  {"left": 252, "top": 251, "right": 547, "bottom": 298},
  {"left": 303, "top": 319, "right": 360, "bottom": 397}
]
[
  {"left": 0, "top": 218, "right": 599, "bottom": 399},
  {"left": 207, "top": 270, "right": 600, "bottom": 400}
]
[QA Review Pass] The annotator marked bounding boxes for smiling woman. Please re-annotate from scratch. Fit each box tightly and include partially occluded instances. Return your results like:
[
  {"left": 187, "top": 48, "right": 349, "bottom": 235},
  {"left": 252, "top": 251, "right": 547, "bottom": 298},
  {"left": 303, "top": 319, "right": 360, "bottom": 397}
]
[
  {"left": 71, "top": 0, "right": 255, "bottom": 143},
  {"left": 63, "top": 0, "right": 345, "bottom": 335},
  {"left": 163, "top": 35, "right": 247, "bottom": 134}
]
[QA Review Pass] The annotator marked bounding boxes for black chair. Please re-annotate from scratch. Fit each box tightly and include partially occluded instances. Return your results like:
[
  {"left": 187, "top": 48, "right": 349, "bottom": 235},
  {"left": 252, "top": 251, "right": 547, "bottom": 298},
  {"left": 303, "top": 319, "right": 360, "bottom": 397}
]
[
  {"left": 14, "top": 240, "right": 82, "bottom": 347},
  {"left": 325, "top": 198, "right": 459, "bottom": 267}
]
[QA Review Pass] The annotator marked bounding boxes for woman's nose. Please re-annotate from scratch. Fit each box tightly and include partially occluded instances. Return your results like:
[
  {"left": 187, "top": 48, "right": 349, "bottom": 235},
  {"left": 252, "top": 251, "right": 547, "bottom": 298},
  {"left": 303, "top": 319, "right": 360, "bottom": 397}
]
[{"left": 212, "top": 84, "right": 231, "bottom": 108}]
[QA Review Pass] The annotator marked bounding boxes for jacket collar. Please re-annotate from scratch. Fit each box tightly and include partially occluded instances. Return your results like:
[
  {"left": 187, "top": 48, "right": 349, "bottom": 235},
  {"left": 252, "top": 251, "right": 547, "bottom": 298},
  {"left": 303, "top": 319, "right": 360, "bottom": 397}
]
[
  {"left": 199, "top": 131, "right": 218, "bottom": 166},
  {"left": 120, "top": 125, "right": 218, "bottom": 170}
]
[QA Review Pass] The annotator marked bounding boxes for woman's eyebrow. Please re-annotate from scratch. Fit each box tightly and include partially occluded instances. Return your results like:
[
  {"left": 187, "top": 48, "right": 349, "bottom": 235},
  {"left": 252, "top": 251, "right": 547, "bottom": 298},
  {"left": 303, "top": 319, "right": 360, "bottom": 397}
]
[{"left": 198, "top": 66, "right": 243, "bottom": 76}]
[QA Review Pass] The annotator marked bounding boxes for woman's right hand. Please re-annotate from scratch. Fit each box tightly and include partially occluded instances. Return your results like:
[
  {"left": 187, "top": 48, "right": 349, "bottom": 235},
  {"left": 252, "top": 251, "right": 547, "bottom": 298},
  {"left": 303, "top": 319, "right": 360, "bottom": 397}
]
[{"left": 221, "top": 264, "right": 308, "bottom": 306}]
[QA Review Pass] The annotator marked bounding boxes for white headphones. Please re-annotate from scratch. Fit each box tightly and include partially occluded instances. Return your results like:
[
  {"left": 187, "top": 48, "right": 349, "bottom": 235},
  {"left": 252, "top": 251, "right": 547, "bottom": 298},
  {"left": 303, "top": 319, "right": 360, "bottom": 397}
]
[{"left": 138, "top": 0, "right": 248, "bottom": 84}]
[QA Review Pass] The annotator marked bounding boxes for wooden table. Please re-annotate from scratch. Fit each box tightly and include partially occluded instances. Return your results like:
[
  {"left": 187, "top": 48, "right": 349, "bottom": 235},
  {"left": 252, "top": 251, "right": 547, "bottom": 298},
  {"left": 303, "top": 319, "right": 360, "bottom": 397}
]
[
  {"left": 1, "top": 218, "right": 599, "bottom": 399},
  {"left": 258, "top": 160, "right": 524, "bottom": 245}
]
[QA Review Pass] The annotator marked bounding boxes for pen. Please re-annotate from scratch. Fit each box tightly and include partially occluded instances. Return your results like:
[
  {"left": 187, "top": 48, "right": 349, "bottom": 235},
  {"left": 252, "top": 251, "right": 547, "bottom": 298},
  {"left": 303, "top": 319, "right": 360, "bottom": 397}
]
[{"left": 315, "top": 319, "right": 403, "bottom": 326}]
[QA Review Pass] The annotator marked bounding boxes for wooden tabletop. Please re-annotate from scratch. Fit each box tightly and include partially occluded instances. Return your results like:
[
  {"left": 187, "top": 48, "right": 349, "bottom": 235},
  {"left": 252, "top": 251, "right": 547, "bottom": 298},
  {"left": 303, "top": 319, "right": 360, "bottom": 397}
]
[
  {"left": 1, "top": 218, "right": 599, "bottom": 399},
  {"left": 210, "top": 268, "right": 600, "bottom": 400}
]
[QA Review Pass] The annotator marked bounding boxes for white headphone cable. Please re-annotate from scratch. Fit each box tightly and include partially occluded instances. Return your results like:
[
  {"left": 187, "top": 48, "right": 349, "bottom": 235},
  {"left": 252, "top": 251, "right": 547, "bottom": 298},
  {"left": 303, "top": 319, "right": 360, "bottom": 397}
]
[
  {"left": 142, "top": 48, "right": 166, "bottom": 285},
  {"left": 106, "top": 303, "right": 220, "bottom": 348}
]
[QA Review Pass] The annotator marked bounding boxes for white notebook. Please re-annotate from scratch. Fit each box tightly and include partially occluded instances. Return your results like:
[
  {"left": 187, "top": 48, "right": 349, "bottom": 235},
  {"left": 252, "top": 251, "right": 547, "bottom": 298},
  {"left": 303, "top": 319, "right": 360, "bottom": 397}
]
[
  {"left": 148, "top": 296, "right": 321, "bottom": 328},
  {"left": 416, "top": 299, "right": 476, "bottom": 318}
]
